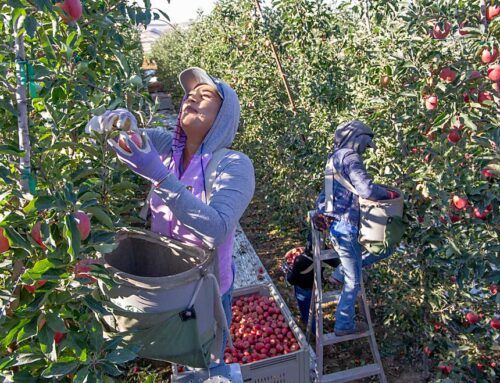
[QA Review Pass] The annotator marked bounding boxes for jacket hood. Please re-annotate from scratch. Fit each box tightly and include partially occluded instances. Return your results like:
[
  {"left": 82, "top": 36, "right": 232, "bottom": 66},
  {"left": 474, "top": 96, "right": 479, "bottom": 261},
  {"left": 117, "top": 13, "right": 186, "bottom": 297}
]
[
  {"left": 333, "top": 120, "right": 376, "bottom": 154},
  {"left": 172, "top": 78, "right": 240, "bottom": 156}
]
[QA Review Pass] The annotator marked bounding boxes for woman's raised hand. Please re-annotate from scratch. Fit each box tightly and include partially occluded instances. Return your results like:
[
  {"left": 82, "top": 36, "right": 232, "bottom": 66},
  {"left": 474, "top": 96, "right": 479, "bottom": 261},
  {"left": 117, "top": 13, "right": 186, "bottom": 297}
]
[{"left": 85, "top": 108, "right": 138, "bottom": 135}]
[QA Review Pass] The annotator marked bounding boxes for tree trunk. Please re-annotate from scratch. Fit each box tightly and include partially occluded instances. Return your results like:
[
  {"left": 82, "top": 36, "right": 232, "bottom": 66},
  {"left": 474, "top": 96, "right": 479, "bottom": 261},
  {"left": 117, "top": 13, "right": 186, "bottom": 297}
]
[{"left": 13, "top": 16, "right": 31, "bottom": 195}]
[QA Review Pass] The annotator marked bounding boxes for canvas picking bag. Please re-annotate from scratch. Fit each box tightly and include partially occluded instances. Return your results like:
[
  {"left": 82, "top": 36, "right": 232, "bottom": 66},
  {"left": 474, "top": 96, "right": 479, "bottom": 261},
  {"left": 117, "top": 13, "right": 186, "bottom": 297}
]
[
  {"left": 324, "top": 155, "right": 405, "bottom": 249},
  {"left": 96, "top": 228, "right": 230, "bottom": 368}
]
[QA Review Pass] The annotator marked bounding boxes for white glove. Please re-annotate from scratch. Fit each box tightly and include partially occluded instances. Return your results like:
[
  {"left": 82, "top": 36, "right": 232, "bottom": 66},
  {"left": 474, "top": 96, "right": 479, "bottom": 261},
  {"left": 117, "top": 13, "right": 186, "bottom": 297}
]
[{"left": 85, "top": 108, "right": 138, "bottom": 135}]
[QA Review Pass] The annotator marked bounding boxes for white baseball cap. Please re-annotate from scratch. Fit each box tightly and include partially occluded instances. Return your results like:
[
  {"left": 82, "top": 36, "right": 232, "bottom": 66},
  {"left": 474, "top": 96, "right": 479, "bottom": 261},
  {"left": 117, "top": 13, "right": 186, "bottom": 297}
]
[{"left": 179, "top": 67, "right": 224, "bottom": 99}]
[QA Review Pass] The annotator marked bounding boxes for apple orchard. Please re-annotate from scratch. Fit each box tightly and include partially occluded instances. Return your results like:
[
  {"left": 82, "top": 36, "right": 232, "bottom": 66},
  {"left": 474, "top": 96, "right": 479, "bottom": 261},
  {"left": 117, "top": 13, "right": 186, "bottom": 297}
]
[{"left": 1, "top": 0, "right": 500, "bottom": 382}]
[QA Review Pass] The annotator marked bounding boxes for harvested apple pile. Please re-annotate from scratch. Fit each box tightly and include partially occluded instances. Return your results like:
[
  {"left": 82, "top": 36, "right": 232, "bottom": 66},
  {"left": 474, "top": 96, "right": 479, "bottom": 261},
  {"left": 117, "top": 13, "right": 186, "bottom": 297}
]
[
  {"left": 284, "top": 247, "right": 304, "bottom": 266},
  {"left": 224, "top": 294, "right": 300, "bottom": 364}
]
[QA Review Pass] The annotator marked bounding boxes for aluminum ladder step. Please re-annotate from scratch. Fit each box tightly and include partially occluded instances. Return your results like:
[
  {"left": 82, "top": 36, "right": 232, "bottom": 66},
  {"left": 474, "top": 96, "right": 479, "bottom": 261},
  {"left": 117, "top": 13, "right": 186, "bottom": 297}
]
[
  {"left": 321, "top": 290, "right": 341, "bottom": 304},
  {"left": 322, "top": 329, "right": 373, "bottom": 345},
  {"left": 321, "top": 363, "right": 382, "bottom": 383},
  {"left": 320, "top": 249, "right": 338, "bottom": 261}
]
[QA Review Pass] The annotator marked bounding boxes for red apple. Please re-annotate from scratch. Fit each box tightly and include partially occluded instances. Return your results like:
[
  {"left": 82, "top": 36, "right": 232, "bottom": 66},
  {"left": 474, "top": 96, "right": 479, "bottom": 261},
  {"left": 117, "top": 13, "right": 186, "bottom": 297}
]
[
  {"left": 478, "top": 91, "right": 493, "bottom": 105},
  {"left": 424, "top": 95, "right": 438, "bottom": 110},
  {"left": 447, "top": 129, "right": 461, "bottom": 143},
  {"left": 487, "top": 65, "right": 500, "bottom": 82},
  {"left": 24, "top": 279, "right": 47, "bottom": 294},
  {"left": 452, "top": 196, "right": 468, "bottom": 210},
  {"left": 439, "top": 67, "right": 457, "bottom": 82},
  {"left": 432, "top": 21, "right": 451, "bottom": 39},
  {"left": 490, "top": 284, "right": 498, "bottom": 295},
  {"left": 481, "top": 46, "right": 499, "bottom": 64},
  {"left": 466, "top": 312, "right": 480, "bottom": 325},
  {"left": 0, "top": 227, "right": 9, "bottom": 254},
  {"left": 438, "top": 364, "right": 452, "bottom": 375},
  {"left": 55, "top": 0, "right": 83, "bottom": 23},
  {"left": 490, "top": 318, "right": 500, "bottom": 330},
  {"left": 118, "top": 132, "right": 143, "bottom": 153},
  {"left": 74, "top": 211, "right": 91, "bottom": 240},
  {"left": 458, "top": 21, "right": 469, "bottom": 36},
  {"left": 449, "top": 214, "right": 461, "bottom": 223},
  {"left": 487, "top": 5, "right": 500, "bottom": 22},
  {"left": 464, "top": 88, "right": 477, "bottom": 103},
  {"left": 473, "top": 204, "right": 492, "bottom": 220},
  {"left": 53, "top": 331, "right": 65, "bottom": 344},
  {"left": 481, "top": 168, "right": 494, "bottom": 177},
  {"left": 468, "top": 70, "right": 482, "bottom": 81},
  {"left": 74, "top": 258, "right": 98, "bottom": 283},
  {"left": 458, "top": 21, "right": 468, "bottom": 36},
  {"left": 31, "top": 222, "right": 47, "bottom": 250},
  {"left": 423, "top": 346, "right": 433, "bottom": 356}
]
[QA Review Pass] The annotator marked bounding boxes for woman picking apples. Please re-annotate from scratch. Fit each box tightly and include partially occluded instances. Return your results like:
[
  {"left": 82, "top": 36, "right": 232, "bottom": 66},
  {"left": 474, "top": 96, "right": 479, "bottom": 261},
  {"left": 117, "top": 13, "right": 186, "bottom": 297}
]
[
  {"left": 86, "top": 67, "right": 255, "bottom": 371},
  {"left": 313, "top": 120, "right": 398, "bottom": 336}
]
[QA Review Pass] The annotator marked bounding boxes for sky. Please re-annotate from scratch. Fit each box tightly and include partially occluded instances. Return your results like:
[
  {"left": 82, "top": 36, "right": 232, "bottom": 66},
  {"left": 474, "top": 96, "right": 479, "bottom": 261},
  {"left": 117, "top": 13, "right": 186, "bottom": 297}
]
[{"left": 147, "top": 0, "right": 218, "bottom": 24}]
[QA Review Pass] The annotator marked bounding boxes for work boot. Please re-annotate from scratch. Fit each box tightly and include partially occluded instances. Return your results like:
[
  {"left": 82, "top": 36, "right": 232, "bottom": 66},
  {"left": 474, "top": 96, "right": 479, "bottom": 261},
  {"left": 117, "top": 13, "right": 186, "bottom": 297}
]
[{"left": 334, "top": 321, "right": 368, "bottom": 336}]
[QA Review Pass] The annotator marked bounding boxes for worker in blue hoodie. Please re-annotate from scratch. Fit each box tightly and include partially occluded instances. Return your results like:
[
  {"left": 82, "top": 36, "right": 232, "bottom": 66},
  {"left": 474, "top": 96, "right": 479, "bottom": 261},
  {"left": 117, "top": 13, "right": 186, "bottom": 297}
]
[{"left": 314, "top": 120, "right": 398, "bottom": 336}]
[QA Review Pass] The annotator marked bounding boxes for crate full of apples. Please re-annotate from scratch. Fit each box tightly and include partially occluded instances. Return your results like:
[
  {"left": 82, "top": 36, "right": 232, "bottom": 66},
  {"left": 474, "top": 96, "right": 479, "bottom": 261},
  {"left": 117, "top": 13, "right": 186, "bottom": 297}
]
[{"left": 225, "top": 284, "right": 310, "bottom": 383}]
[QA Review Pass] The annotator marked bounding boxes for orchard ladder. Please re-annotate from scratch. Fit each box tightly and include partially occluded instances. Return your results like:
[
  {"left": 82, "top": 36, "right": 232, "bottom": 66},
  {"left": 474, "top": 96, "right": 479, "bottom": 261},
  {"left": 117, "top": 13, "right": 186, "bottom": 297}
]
[{"left": 307, "top": 211, "right": 387, "bottom": 383}]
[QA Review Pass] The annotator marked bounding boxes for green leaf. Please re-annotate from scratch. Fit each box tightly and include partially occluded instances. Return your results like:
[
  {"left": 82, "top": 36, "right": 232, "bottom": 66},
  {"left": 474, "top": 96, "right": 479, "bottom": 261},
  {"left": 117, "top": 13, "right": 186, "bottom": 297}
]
[
  {"left": 45, "top": 313, "right": 66, "bottom": 333},
  {"left": 73, "top": 366, "right": 90, "bottom": 383},
  {"left": 78, "top": 191, "right": 101, "bottom": 202},
  {"left": 86, "top": 207, "right": 114, "bottom": 229},
  {"left": 461, "top": 113, "right": 477, "bottom": 130},
  {"left": 106, "top": 348, "right": 136, "bottom": 364},
  {"left": 3, "top": 227, "right": 31, "bottom": 252},
  {"left": 64, "top": 214, "right": 80, "bottom": 261},
  {"left": 12, "top": 353, "right": 44, "bottom": 367},
  {"left": 22, "top": 258, "right": 62, "bottom": 280},
  {"left": 2, "top": 319, "right": 30, "bottom": 348},
  {"left": 71, "top": 168, "right": 99, "bottom": 183},
  {"left": 24, "top": 16, "right": 37, "bottom": 38},
  {"left": 41, "top": 361, "right": 78, "bottom": 378},
  {"left": 80, "top": 199, "right": 98, "bottom": 209},
  {"left": 83, "top": 295, "right": 111, "bottom": 316},
  {"left": 0, "top": 144, "right": 25, "bottom": 156},
  {"left": 87, "top": 320, "right": 104, "bottom": 351},
  {"left": 99, "top": 361, "right": 122, "bottom": 376},
  {"left": 112, "top": 49, "right": 130, "bottom": 77},
  {"left": 103, "top": 336, "right": 124, "bottom": 351},
  {"left": 23, "top": 195, "right": 61, "bottom": 213}
]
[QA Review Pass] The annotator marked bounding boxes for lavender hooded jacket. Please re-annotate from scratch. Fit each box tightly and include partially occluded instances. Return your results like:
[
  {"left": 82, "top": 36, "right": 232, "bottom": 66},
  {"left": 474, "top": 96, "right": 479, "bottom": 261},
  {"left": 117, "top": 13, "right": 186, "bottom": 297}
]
[{"left": 141, "top": 80, "right": 255, "bottom": 294}]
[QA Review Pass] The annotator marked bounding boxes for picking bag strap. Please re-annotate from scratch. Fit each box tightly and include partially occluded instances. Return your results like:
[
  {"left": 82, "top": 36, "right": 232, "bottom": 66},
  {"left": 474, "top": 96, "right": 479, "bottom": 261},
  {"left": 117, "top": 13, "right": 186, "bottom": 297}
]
[
  {"left": 330, "top": 159, "right": 359, "bottom": 196},
  {"left": 324, "top": 155, "right": 335, "bottom": 214},
  {"left": 204, "top": 148, "right": 231, "bottom": 203}
]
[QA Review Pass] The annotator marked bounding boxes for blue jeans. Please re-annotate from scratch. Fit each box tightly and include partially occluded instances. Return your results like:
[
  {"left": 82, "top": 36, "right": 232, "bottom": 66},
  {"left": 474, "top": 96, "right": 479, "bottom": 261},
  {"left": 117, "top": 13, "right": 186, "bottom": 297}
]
[
  {"left": 294, "top": 285, "right": 316, "bottom": 334},
  {"left": 330, "top": 229, "right": 394, "bottom": 332}
]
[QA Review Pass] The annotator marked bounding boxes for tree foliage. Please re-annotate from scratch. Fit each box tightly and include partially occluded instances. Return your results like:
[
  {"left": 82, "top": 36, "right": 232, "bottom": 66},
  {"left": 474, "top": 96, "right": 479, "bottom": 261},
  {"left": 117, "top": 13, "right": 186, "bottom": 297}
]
[
  {"left": 0, "top": 1, "right": 165, "bottom": 381},
  {"left": 151, "top": 0, "right": 499, "bottom": 380}
]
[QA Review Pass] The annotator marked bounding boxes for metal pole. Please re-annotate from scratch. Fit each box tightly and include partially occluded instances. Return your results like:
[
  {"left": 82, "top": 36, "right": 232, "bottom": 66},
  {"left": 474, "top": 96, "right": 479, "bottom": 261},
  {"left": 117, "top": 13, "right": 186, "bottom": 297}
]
[
  {"left": 254, "top": 0, "right": 297, "bottom": 113},
  {"left": 13, "top": 16, "right": 31, "bottom": 195}
]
